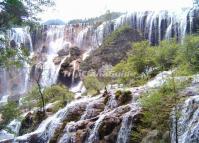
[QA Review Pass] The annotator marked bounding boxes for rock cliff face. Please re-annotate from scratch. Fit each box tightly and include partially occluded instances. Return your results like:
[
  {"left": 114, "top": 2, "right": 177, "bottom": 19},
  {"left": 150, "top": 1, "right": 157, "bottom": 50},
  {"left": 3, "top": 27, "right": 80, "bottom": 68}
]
[{"left": 81, "top": 26, "right": 143, "bottom": 72}]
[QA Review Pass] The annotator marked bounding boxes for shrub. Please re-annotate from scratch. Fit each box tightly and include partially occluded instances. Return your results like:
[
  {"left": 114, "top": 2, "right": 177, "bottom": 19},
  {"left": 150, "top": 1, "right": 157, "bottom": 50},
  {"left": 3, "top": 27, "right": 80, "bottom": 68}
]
[
  {"left": 175, "top": 35, "right": 199, "bottom": 74},
  {"left": 83, "top": 75, "right": 103, "bottom": 95},
  {"left": 0, "top": 101, "right": 21, "bottom": 128},
  {"left": 21, "top": 85, "right": 74, "bottom": 111},
  {"left": 43, "top": 85, "right": 74, "bottom": 106},
  {"left": 20, "top": 86, "right": 40, "bottom": 110}
]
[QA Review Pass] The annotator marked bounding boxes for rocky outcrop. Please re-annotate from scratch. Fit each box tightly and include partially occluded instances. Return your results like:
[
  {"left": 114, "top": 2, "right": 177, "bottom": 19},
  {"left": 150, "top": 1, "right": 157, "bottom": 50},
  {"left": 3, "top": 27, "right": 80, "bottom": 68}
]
[
  {"left": 80, "top": 26, "right": 143, "bottom": 72},
  {"left": 19, "top": 111, "right": 46, "bottom": 136},
  {"left": 57, "top": 47, "right": 82, "bottom": 87}
]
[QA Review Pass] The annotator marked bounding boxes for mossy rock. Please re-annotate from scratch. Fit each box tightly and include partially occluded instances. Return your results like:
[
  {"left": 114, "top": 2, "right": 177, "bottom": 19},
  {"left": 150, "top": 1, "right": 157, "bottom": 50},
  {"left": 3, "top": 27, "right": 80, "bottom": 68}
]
[{"left": 115, "top": 90, "right": 132, "bottom": 105}]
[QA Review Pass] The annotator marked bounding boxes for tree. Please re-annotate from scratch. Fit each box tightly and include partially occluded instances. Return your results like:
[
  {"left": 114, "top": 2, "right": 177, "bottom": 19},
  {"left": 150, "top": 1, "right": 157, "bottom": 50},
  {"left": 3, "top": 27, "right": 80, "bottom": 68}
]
[
  {"left": 35, "top": 64, "right": 45, "bottom": 113},
  {"left": 0, "top": 0, "right": 54, "bottom": 68},
  {"left": 0, "top": 0, "right": 28, "bottom": 28}
]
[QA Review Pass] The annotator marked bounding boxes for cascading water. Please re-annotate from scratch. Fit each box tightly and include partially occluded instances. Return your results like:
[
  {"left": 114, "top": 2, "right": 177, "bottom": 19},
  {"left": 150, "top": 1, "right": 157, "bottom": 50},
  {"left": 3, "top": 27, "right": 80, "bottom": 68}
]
[
  {"left": 171, "top": 75, "right": 199, "bottom": 143},
  {"left": 0, "top": 27, "right": 33, "bottom": 103},
  {"left": 39, "top": 26, "right": 67, "bottom": 87},
  {"left": 12, "top": 70, "right": 173, "bottom": 143},
  {"left": 95, "top": 7, "right": 197, "bottom": 45},
  {"left": 0, "top": 4, "right": 199, "bottom": 143}
]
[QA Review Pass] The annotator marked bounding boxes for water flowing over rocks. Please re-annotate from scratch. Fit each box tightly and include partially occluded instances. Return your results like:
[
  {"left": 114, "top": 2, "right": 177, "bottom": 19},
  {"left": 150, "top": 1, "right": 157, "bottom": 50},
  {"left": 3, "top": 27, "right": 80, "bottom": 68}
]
[
  {"left": 171, "top": 75, "right": 199, "bottom": 143},
  {"left": 1, "top": 5, "right": 199, "bottom": 143},
  {"left": 0, "top": 71, "right": 169, "bottom": 143},
  {"left": 1, "top": 6, "right": 199, "bottom": 103}
]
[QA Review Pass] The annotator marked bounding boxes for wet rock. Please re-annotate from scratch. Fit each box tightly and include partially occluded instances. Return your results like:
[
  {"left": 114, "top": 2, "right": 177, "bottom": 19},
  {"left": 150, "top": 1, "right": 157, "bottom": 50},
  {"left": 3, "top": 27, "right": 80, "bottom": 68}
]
[
  {"left": 171, "top": 95, "right": 199, "bottom": 143},
  {"left": 104, "top": 126, "right": 120, "bottom": 143},
  {"left": 53, "top": 57, "right": 61, "bottom": 65},
  {"left": 8, "top": 94, "right": 21, "bottom": 102},
  {"left": 141, "top": 130, "right": 161, "bottom": 143},
  {"left": 57, "top": 48, "right": 69, "bottom": 56},
  {"left": 98, "top": 116, "right": 121, "bottom": 140},
  {"left": 81, "top": 99, "right": 105, "bottom": 119},
  {"left": 163, "top": 131, "right": 170, "bottom": 142},
  {"left": 115, "top": 90, "right": 132, "bottom": 105},
  {"left": 19, "top": 111, "right": 46, "bottom": 136},
  {"left": 19, "top": 112, "right": 34, "bottom": 135}
]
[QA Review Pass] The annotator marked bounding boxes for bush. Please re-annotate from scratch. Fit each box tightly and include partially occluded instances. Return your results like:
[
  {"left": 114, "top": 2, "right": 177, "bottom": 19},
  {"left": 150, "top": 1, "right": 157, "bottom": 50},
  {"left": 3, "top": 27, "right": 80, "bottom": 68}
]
[
  {"left": 140, "top": 79, "right": 189, "bottom": 132},
  {"left": 20, "top": 86, "right": 41, "bottom": 110},
  {"left": 43, "top": 84, "right": 74, "bottom": 106},
  {"left": 21, "top": 85, "right": 74, "bottom": 111},
  {"left": 112, "top": 41, "right": 155, "bottom": 85},
  {"left": 175, "top": 35, "right": 199, "bottom": 74},
  {"left": 154, "top": 40, "right": 179, "bottom": 70},
  {"left": 130, "top": 79, "right": 190, "bottom": 143},
  {"left": 0, "top": 101, "right": 20, "bottom": 128},
  {"left": 83, "top": 75, "right": 103, "bottom": 95}
]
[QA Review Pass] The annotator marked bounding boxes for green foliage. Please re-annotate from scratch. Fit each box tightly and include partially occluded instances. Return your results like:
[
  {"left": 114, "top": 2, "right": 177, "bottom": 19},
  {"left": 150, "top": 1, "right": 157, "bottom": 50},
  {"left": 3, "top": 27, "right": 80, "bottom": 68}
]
[
  {"left": 140, "top": 79, "right": 189, "bottom": 132},
  {"left": 130, "top": 79, "right": 190, "bottom": 142},
  {"left": 0, "top": 0, "right": 28, "bottom": 28},
  {"left": 103, "top": 25, "right": 132, "bottom": 46},
  {"left": 43, "top": 85, "right": 74, "bottom": 106},
  {"left": 113, "top": 35, "right": 199, "bottom": 86},
  {"left": 112, "top": 41, "right": 155, "bottom": 86},
  {"left": 0, "top": 47, "right": 30, "bottom": 68},
  {"left": 83, "top": 75, "right": 103, "bottom": 95},
  {"left": 153, "top": 40, "right": 179, "bottom": 70},
  {"left": 21, "top": 85, "right": 74, "bottom": 111},
  {"left": 0, "top": 101, "right": 20, "bottom": 128},
  {"left": 81, "top": 25, "right": 143, "bottom": 72},
  {"left": 20, "top": 86, "right": 41, "bottom": 110},
  {"left": 175, "top": 35, "right": 199, "bottom": 73},
  {"left": 68, "top": 12, "right": 123, "bottom": 25}
]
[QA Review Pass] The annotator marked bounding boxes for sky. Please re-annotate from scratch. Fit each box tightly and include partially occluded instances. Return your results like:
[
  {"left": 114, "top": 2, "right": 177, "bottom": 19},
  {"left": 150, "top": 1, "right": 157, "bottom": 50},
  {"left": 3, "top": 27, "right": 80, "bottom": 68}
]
[{"left": 39, "top": 0, "right": 194, "bottom": 22}]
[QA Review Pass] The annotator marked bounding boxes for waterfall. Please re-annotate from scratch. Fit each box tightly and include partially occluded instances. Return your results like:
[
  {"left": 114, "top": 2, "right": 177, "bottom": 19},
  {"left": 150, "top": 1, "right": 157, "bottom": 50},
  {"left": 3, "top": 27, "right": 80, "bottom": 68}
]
[
  {"left": 0, "top": 27, "right": 33, "bottom": 103},
  {"left": 39, "top": 26, "right": 66, "bottom": 87},
  {"left": 116, "top": 106, "right": 140, "bottom": 143},
  {"left": 95, "top": 8, "right": 197, "bottom": 44},
  {"left": 171, "top": 95, "right": 199, "bottom": 143}
]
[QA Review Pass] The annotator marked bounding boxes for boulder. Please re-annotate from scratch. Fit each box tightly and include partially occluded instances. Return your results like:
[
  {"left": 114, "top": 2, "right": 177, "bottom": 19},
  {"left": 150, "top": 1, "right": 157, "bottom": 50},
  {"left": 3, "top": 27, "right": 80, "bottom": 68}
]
[
  {"left": 57, "top": 48, "right": 69, "bottom": 56},
  {"left": 53, "top": 57, "right": 62, "bottom": 65},
  {"left": 8, "top": 94, "right": 21, "bottom": 102}
]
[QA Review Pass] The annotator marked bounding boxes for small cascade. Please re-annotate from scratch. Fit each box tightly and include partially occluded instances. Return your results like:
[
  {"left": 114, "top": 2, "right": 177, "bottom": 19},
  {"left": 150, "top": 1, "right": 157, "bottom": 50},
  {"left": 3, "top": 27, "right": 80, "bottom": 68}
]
[
  {"left": 70, "top": 81, "right": 86, "bottom": 98},
  {"left": 75, "top": 27, "right": 89, "bottom": 48},
  {"left": 8, "top": 27, "right": 33, "bottom": 51},
  {"left": 87, "top": 114, "right": 106, "bottom": 143},
  {"left": 0, "top": 71, "right": 171, "bottom": 143},
  {"left": 104, "top": 90, "right": 118, "bottom": 111},
  {"left": 15, "top": 96, "right": 98, "bottom": 142},
  {"left": 116, "top": 106, "right": 140, "bottom": 143},
  {"left": 7, "top": 119, "right": 21, "bottom": 135},
  {"left": 171, "top": 95, "right": 199, "bottom": 143}
]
